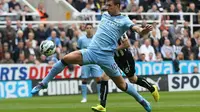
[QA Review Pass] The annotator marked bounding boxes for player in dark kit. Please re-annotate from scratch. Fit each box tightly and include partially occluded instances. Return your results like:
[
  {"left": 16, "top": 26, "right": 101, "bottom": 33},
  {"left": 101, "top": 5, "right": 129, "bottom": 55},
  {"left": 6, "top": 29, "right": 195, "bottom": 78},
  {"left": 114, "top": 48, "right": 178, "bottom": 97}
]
[{"left": 91, "top": 33, "right": 160, "bottom": 112}]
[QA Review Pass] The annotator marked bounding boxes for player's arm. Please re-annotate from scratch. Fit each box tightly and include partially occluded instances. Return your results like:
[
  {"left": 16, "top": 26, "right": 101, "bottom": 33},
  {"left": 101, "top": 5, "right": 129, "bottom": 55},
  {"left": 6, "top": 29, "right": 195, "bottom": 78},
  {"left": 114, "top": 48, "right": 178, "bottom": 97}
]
[
  {"left": 117, "top": 34, "right": 130, "bottom": 50},
  {"left": 131, "top": 25, "right": 153, "bottom": 36}
]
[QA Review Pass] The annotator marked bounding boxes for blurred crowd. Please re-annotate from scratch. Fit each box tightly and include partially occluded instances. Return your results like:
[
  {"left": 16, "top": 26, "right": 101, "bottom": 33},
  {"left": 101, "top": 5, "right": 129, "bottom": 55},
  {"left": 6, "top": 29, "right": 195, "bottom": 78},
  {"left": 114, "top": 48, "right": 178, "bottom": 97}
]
[{"left": 0, "top": 0, "right": 200, "bottom": 65}]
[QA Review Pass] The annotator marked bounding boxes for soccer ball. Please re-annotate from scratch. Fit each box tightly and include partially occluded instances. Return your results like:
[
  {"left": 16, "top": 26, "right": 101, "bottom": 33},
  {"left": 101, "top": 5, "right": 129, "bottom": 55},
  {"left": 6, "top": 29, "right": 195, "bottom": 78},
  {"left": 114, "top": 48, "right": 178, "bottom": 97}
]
[{"left": 40, "top": 40, "right": 56, "bottom": 56}]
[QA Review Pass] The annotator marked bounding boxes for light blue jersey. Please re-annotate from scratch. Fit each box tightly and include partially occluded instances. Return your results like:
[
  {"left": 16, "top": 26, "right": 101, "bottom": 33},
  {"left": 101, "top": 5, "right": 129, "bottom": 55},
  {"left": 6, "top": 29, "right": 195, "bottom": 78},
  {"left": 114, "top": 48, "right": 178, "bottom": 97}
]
[
  {"left": 88, "top": 12, "right": 134, "bottom": 52},
  {"left": 77, "top": 35, "right": 92, "bottom": 49},
  {"left": 77, "top": 35, "right": 103, "bottom": 78},
  {"left": 80, "top": 12, "right": 134, "bottom": 77}
]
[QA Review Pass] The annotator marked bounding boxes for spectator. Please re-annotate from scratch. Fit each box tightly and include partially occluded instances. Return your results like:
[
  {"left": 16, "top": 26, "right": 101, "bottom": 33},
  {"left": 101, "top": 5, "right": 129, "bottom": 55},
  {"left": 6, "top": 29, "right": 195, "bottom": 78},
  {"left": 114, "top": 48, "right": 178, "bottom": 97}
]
[
  {"left": 154, "top": 0, "right": 164, "bottom": 12},
  {"left": 185, "top": 3, "right": 198, "bottom": 24},
  {"left": 8, "top": 0, "right": 21, "bottom": 12},
  {"left": 191, "top": 31, "right": 200, "bottom": 47},
  {"left": 182, "top": 29, "right": 190, "bottom": 45},
  {"left": 60, "top": 31, "right": 68, "bottom": 47},
  {"left": 79, "top": 23, "right": 86, "bottom": 37},
  {"left": 159, "top": 20, "right": 169, "bottom": 32},
  {"left": 160, "top": 30, "right": 173, "bottom": 46},
  {"left": 152, "top": 39, "right": 161, "bottom": 54},
  {"left": 12, "top": 41, "right": 25, "bottom": 62},
  {"left": 0, "top": 3, "right": 6, "bottom": 21},
  {"left": 12, "top": 5, "right": 22, "bottom": 20},
  {"left": 15, "top": 20, "right": 23, "bottom": 32},
  {"left": 36, "top": 2, "right": 49, "bottom": 21},
  {"left": 128, "top": 5, "right": 138, "bottom": 20},
  {"left": 1, "top": 0, "right": 9, "bottom": 12},
  {"left": 193, "top": 66, "right": 199, "bottom": 74},
  {"left": 173, "top": 38, "right": 183, "bottom": 56},
  {"left": 25, "top": 54, "right": 39, "bottom": 64},
  {"left": 3, "top": 20, "right": 16, "bottom": 45},
  {"left": 120, "top": 0, "right": 128, "bottom": 10},
  {"left": 45, "top": 24, "right": 60, "bottom": 37},
  {"left": 189, "top": 53, "right": 195, "bottom": 60},
  {"left": 74, "top": 0, "right": 86, "bottom": 12},
  {"left": 14, "top": 30, "right": 25, "bottom": 47},
  {"left": 136, "top": 6, "right": 145, "bottom": 20},
  {"left": 155, "top": 52, "right": 163, "bottom": 62},
  {"left": 181, "top": 21, "right": 191, "bottom": 36},
  {"left": 0, "top": 52, "right": 14, "bottom": 63},
  {"left": 24, "top": 41, "right": 40, "bottom": 60},
  {"left": 47, "top": 31, "right": 62, "bottom": 50},
  {"left": 169, "top": 20, "right": 181, "bottom": 40},
  {"left": 130, "top": 40, "right": 140, "bottom": 60},
  {"left": 2, "top": 42, "right": 11, "bottom": 54},
  {"left": 148, "top": 52, "right": 155, "bottom": 62},
  {"left": 138, "top": 53, "right": 146, "bottom": 62},
  {"left": 36, "top": 23, "right": 46, "bottom": 44},
  {"left": 39, "top": 54, "right": 48, "bottom": 63},
  {"left": 146, "top": 4, "right": 159, "bottom": 20},
  {"left": 0, "top": 43, "right": 2, "bottom": 60},
  {"left": 163, "top": 0, "right": 173, "bottom": 10},
  {"left": 176, "top": 52, "right": 184, "bottom": 60},
  {"left": 161, "top": 39, "right": 175, "bottom": 60},
  {"left": 57, "top": 22, "right": 65, "bottom": 33},
  {"left": 177, "top": 3, "right": 184, "bottom": 21},
  {"left": 23, "top": 23, "right": 36, "bottom": 39},
  {"left": 125, "top": 0, "right": 136, "bottom": 12},
  {"left": 152, "top": 22, "right": 161, "bottom": 39},
  {"left": 81, "top": 3, "right": 94, "bottom": 20},
  {"left": 26, "top": 32, "right": 37, "bottom": 49},
  {"left": 140, "top": 39, "right": 156, "bottom": 61},
  {"left": 20, "top": 5, "right": 33, "bottom": 21},
  {"left": 192, "top": 38, "right": 200, "bottom": 59},
  {"left": 149, "top": 30, "right": 160, "bottom": 44},
  {"left": 181, "top": 40, "right": 192, "bottom": 60},
  {"left": 16, "top": 52, "right": 25, "bottom": 63},
  {"left": 168, "top": 4, "right": 178, "bottom": 20}
]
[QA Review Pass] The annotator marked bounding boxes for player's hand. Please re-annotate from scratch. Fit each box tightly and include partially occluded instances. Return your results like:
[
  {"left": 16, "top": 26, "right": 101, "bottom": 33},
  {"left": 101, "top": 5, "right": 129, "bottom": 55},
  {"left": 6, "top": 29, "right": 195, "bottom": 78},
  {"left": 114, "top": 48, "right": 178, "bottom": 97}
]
[{"left": 140, "top": 24, "right": 153, "bottom": 35}]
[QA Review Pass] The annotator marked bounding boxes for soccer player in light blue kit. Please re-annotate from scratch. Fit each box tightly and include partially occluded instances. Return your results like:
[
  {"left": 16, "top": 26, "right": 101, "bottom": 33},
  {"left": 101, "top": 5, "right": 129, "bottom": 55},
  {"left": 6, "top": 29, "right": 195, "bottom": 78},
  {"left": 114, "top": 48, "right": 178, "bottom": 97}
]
[
  {"left": 77, "top": 23, "right": 102, "bottom": 103},
  {"left": 32, "top": 0, "right": 152, "bottom": 111}
]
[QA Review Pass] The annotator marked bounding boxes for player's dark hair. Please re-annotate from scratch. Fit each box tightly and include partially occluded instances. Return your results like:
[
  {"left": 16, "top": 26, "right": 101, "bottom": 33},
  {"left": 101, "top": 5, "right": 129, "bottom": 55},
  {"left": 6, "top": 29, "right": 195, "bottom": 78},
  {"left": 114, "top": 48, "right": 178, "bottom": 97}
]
[
  {"left": 107, "top": 0, "right": 120, "bottom": 6},
  {"left": 85, "top": 23, "right": 93, "bottom": 27}
]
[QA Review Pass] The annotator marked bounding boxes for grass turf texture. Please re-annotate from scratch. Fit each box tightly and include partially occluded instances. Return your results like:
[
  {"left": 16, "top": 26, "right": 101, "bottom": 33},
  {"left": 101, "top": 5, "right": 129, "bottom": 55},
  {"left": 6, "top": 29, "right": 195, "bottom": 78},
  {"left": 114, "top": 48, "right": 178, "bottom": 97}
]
[{"left": 0, "top": 91, "right": 200, "bottom": 112}]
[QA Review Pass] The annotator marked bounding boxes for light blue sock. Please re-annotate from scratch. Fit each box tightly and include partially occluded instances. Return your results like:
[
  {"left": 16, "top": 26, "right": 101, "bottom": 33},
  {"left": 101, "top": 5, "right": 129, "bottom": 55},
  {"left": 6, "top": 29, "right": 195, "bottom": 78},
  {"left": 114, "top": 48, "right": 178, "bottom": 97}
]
[
  {"left": 81, "top": 84, "right": 87, "bottom": 99},
  {"left": 96, "top": 83, "right": 101, "bottom": 99},
  {"left": 42, "top": 60, "right": 66, "bottom": 85},
  {"left": 125, "top": 83, "right": 144, "bottom": 103}
]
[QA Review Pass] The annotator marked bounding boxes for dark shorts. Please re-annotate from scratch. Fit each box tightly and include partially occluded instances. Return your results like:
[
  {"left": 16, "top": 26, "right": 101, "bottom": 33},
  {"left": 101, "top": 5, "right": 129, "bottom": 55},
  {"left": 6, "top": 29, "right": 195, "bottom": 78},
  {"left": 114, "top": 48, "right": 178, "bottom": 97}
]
[{"left": 114, "top": 50, "right": 136, "bottom": 77}]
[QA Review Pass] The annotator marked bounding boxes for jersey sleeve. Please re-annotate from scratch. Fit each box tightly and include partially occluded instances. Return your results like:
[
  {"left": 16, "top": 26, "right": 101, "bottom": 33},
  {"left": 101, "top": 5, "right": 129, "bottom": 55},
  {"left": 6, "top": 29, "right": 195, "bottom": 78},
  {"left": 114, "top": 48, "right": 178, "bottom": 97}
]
[
  {"left": 123, "top": 17, "right": 134, "bottom": 31},
  {"left": 77, "top": 38, "right": 82, "bottom": 49}
]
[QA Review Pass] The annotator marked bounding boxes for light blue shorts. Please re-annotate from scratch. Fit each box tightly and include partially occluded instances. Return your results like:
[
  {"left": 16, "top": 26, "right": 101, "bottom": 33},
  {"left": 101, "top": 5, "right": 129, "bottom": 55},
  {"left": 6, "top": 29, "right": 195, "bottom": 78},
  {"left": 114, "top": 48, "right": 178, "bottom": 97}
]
[
  {"left": 81, "top": 64, "right": 103, "bottom": 78},
  {"left": 80, "top": 49, "right": 121, "bottom": 77}
]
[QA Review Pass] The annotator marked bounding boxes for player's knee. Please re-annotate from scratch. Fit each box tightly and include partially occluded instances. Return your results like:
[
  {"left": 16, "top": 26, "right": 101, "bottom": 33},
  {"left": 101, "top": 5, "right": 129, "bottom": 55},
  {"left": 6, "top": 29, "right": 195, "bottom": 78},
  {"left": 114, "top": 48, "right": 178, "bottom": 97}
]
[
  {"left": 128, "top": 75, "right": 137, "bottom": 84},
  {"left": 95, "top": 77, "right": 101, "bottom": 83},
  {"left": 101, "top": 73, "right": 109, "bottom": 81}
]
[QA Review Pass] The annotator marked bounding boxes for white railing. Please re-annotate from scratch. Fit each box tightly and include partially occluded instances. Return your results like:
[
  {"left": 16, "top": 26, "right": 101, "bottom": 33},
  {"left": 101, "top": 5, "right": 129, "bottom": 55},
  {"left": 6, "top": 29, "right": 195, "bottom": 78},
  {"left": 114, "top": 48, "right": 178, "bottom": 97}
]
[{"left": 0, "top": 12, "right": 199, "bottom": 35}]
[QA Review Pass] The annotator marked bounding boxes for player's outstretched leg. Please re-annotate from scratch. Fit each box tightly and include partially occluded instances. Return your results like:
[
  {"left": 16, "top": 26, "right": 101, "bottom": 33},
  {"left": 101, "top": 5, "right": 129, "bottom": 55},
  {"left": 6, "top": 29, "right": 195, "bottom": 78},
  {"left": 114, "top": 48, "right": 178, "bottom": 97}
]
[
  {"left": 92, "top": 73, "right": 109, "bottom": 112},
  {"left": 81, "top": 79, "right": 88, "bottom": 103},
  {"left": 115, "top": 49, "right": 160, "bottom": 102},
  {"left": 31, "top": 51, "right": 83, "bottom": 94},
  {"left": 129, "top": 75, "right": 160, "bottom": 102},
  {"left": 95, "top": 77, "right": 101, "bottom": 101},
  {"left": 111, "top": 75, "right": 151, "bottom": 112}
]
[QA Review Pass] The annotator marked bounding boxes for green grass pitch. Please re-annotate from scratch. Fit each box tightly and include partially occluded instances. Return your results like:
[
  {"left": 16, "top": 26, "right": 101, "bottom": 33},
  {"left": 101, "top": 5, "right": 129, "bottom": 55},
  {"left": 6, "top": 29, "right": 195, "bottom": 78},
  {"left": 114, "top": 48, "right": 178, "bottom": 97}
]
[{"left": 1, "top": 91, "right": 200, "bottom": 112}]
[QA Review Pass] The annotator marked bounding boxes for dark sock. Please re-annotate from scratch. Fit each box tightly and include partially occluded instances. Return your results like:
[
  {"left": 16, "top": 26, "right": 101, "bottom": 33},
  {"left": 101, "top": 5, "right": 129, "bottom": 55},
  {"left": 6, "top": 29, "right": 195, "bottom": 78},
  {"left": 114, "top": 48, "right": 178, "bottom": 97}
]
[
  {"left": 136, "top": 77, "right": 155, "bottom": 93},
  {"left": 100, "top": 81, "right": 108, "bottom": 108}
]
